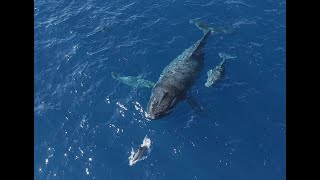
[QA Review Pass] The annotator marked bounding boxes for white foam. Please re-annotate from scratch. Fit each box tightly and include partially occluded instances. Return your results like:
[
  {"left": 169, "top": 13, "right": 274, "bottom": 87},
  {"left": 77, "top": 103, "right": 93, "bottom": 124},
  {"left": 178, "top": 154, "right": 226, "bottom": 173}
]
[{"left": 129, "top": 135, "right": 152, "bottom": 166}]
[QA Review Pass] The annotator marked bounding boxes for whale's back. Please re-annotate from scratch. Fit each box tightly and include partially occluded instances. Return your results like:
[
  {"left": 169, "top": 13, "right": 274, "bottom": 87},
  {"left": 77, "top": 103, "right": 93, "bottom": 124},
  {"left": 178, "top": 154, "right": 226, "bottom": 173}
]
[{"left": 155, "top": 31, "right": 210, "bottom": 94}]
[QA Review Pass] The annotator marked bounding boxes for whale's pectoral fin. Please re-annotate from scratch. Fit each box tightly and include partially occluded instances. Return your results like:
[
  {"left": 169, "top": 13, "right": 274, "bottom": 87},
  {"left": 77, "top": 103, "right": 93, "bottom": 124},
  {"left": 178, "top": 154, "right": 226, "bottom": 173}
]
[
  {"left": 111, "top": 72, "right": 155, "bottom": 89},
  {"left": 137, "top": 79, "right": 155, "bottom": 89},
  {"left": 186, "top": 96, "right": 204, "bottom": 113}
]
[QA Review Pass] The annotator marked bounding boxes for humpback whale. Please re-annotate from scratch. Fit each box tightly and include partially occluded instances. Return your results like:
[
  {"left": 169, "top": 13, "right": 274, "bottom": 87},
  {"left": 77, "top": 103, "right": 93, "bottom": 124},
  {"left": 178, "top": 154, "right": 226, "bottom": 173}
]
[
  {"left": 205, "top": 52, "right": 237, "bottom": 87},
  {"left": 145, "top": 20, "right": 214, "bottom": 119},
  {"left": 111, "top": 20, "right": 235, "bottom": 120}
]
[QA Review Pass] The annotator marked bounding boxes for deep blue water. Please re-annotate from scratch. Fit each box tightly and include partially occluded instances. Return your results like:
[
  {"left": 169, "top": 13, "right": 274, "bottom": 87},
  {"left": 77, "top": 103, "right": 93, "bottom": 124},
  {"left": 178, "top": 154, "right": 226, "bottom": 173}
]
[{"left": 34, "top": 0, "right": 286, "bottom": 179}]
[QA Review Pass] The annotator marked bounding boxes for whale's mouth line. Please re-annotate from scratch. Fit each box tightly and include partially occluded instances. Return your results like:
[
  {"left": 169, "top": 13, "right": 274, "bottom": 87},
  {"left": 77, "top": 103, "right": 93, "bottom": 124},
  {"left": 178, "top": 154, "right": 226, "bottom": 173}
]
[
  {"left": 146, "top": 108, "right": 174, "bottom": 120},
  {"left": 145, "top": 113, "right": 155, "bottom": 120}
]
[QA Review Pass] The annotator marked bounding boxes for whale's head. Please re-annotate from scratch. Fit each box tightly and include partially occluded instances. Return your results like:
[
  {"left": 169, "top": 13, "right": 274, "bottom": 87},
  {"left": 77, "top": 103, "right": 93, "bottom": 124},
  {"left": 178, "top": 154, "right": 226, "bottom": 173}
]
[{"left": 146, "top": 87, "right": 179, "bottom": 120}]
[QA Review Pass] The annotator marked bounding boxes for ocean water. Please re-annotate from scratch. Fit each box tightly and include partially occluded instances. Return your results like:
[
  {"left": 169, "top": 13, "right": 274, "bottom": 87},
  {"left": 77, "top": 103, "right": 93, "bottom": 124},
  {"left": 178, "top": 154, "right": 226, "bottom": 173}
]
[{"left": 34, "top": 0, "right": 286, "bottom": 179}]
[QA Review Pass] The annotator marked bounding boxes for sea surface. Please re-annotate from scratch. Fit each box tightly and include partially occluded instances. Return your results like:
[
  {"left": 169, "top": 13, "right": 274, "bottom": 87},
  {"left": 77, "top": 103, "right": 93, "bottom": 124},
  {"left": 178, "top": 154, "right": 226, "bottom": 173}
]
[{"left": 34, "top": 0, "right": 286, "bottom": 179}]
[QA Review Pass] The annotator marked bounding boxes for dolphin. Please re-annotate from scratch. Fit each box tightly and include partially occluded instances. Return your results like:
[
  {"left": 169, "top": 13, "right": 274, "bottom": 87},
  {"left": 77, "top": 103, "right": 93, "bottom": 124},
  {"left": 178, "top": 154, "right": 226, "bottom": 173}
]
[{"left": 129, "top": 135, "right": 151, "bottom": 166}]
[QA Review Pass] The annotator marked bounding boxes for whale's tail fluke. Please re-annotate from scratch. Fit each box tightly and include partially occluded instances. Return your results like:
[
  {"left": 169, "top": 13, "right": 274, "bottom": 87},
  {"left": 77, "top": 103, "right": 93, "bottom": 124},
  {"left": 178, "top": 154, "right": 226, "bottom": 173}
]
[
  {"left": 111, "top": 72, "right": 120, "bottom": 79},
  {"left": 189, "top": 19, "right": 214, "bottom": 34},
  {"left": 190, "top": 19, "right": 236, "bottom": 35},
  {"left": 218, "top": 52, "right": 237, "bottom": 66}
]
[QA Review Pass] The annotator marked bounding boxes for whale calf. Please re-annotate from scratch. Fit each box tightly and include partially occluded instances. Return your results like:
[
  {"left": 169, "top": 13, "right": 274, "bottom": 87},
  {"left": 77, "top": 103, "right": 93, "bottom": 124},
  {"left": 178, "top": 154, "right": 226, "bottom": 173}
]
[{"left": 205, "top": 52, "right": 237, "bottom": 87}]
